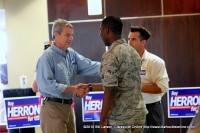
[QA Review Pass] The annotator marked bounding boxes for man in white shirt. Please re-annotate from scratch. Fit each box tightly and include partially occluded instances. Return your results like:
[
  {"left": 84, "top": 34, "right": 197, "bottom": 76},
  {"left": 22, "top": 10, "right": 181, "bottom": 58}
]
[{"left": 128, "top": 26, "right": 169, "bottom": 133}]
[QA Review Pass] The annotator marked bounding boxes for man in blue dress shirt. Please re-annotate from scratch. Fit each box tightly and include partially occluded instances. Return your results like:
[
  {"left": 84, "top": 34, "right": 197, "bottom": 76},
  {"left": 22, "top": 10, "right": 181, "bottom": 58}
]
[{"left": 36, "top": 19, "right": 100, "bottom": 133}]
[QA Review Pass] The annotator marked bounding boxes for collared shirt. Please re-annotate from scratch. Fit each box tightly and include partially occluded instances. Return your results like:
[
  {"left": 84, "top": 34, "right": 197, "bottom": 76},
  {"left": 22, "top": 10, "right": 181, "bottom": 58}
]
[
  {"left": 36, "top": 44, "right": 100, "bottom": 99},
  {"left": 141, "top": 49, "right": 169, "bottom": 104},
  {"left": 101, "top": 39, "right": 147, "bottom": 125}
]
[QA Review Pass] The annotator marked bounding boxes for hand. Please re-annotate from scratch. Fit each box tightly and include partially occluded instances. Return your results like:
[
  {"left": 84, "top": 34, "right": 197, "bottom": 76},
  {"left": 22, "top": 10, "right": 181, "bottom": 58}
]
[
  {"left": 100, "top": 120, "right": 108, "bottom": 133},
  {"left": 74, "top": 83, "right": 88, "bottom": 98},
  {"left": 76, "top": 83, "right": 88, "bottom": 90},
  {"left": 77, "top": 83, "right": 91, "bottom": 93}
]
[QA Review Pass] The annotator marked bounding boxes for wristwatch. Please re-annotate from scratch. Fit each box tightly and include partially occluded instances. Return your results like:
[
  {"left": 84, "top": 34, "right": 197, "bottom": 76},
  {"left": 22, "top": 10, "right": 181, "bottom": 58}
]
[{"left": 88, "top": 83, "right": 93, "bottom": 91}]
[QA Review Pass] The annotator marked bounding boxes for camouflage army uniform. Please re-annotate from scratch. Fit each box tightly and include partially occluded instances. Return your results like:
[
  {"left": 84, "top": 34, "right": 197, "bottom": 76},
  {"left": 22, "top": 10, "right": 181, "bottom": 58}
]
[{"left": 100, "top": 39, "right": 148, "bottom": 133}]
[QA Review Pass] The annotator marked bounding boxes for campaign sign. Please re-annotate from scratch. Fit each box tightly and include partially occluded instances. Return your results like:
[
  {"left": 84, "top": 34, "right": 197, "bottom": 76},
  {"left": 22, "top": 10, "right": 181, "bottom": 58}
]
[
  {"left": 168, "top": 87, "right": 200, "bottom": 118},
  {"left": 4, "top": 96, "right": 40, "bottom": 129},
  {"left": 82, "top": 91, "right": 104, "bottom": 122}
]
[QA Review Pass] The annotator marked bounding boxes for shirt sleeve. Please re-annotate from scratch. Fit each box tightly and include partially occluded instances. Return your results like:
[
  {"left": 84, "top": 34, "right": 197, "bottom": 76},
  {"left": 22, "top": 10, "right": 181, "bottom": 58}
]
[
  {"left": 75, "top": 51, "right": 100, "bottom": 76},
  {"left": 36, "top": 53, "right": 67, "bottom": 97},
  {"left": 101, "top": 52, "right": 120, "bottom": 87},
  {"left": 151, "top": 60, "right": 169, "bottom": 94}
]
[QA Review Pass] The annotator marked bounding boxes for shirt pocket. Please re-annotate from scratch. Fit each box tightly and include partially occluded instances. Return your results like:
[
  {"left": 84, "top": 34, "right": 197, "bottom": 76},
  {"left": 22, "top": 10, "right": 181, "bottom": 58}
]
[
  {"left": 57, "top": 63, "right": 65, "bottom": 71},
  {"left": 56, "top": 63, "right": 68, "bottom": 82}
]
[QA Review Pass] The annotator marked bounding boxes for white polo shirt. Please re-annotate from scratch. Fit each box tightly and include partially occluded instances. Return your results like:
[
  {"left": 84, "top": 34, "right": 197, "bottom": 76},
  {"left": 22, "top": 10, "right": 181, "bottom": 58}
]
[{"left": 141, "top": 50, "right": 169, "bottom": 104}]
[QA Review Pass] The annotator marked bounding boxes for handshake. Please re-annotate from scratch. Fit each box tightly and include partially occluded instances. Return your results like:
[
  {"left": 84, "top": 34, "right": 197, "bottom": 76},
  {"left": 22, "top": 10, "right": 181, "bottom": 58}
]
[{"left": 73, "top": 83, "right": 91, "bottom": 98}]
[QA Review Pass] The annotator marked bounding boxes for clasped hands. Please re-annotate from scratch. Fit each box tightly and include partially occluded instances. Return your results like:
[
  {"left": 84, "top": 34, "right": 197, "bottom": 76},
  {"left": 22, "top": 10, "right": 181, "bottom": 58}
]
[{"left": 74, "top": 83, "right": 89, "bottom": 98}]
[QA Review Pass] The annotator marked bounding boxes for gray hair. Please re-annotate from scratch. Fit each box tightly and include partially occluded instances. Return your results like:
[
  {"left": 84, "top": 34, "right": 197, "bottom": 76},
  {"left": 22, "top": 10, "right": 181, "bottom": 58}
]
[{"left": 52, "top": 19, "right": 74, "bottom": 39}]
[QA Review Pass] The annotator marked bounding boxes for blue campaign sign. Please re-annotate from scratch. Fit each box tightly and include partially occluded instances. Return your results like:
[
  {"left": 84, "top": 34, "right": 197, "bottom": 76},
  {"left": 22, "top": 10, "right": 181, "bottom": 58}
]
[
  {"left": 168, "top": 87, "right": 200, "bottom": 118},
  {"left": 82, "top": 91, "right": 104, "bottom": 122},
  {"left": 4, "top": 96, "right": 41, "bottom": 129}
]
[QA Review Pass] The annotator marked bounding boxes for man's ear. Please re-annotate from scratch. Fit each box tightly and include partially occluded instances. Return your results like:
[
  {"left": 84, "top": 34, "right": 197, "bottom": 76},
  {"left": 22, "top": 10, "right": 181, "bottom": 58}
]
[
  {"left": 142, "top": 39, "right": 147, "bottom": 47},
  {"left": 105, "top": 27, "right": 110, "bottom": 34},
  {"left": 54, "top": 32, "right": 59, "bottom": 38}
]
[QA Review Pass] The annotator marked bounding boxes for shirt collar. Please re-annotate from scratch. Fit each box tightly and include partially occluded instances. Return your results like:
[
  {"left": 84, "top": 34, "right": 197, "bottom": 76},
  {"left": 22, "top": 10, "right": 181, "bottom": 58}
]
[
  {"left": 109, "top": 38, "right": 126, "bottom": 50},
  {"left": 51, "top": 44, "right": 68, "bottom": 57},
  {"left": 141, "top": 49, "right": 149, "bottom": 61}
]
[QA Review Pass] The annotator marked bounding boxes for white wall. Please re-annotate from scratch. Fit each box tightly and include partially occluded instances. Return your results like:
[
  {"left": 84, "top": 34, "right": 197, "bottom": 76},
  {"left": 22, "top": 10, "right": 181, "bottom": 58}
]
[{"left": 4, "top": 0, "right": 49, "bottom": 88}]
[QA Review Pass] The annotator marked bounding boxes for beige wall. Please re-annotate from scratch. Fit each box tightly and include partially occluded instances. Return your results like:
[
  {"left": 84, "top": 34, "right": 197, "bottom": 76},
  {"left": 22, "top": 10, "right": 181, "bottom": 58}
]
[
  {"left": 3, "top": 0, "right": 49, "bottom": 89},
  {"left": 0, "top": 0, "right": 3, "bottom": 8},
  {"left": 0, "top": 0, "right": 48, "bottom": 132}
]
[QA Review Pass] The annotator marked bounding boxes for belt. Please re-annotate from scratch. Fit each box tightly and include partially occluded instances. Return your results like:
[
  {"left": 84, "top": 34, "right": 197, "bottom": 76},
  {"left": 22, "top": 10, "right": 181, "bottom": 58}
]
[
  {"left": 45, "top": 97, "right": 72, "bottom": 104},
  {"left": 146, "top": 101, "right": 161, "bottom": 107}
]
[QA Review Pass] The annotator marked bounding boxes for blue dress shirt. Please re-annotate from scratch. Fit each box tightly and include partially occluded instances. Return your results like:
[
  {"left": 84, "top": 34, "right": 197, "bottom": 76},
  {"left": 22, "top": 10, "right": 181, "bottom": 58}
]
[{"left": 36, "top": 44, "right": 100, "bottom": 99}]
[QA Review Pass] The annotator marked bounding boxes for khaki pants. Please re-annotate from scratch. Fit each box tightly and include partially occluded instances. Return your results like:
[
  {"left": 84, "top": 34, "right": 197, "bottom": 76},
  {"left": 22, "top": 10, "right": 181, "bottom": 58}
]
[
  {"left": 40, "top": 100, "right": 76, "bottom": 133},
  {"left": 187, "top": 125, "right": 200, "bottom": 133}
]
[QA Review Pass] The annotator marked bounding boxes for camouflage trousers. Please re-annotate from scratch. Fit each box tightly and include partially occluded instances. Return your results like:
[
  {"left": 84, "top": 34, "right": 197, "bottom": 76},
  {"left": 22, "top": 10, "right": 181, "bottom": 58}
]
[{"left": 107, "top": 113, "right": 146, "bottom": 133}]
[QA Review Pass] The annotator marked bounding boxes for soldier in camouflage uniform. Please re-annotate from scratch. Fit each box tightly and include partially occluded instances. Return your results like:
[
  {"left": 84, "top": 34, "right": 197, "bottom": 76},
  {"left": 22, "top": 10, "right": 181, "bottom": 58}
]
[{"left": 88, "top": 16, "right": 147, "bottom": 133}]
